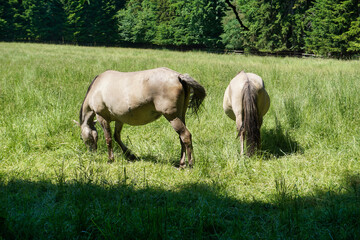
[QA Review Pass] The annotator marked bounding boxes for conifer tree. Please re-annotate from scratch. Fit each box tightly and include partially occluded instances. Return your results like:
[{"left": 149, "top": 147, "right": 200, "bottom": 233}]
[{"left": 306, "top": 0, "right": 359, "bottom": 57}]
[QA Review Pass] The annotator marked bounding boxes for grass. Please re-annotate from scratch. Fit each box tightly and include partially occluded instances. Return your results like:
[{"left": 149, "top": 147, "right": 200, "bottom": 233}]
[{"left": 0, "top": 42, "right": 359, "bottom": 239}]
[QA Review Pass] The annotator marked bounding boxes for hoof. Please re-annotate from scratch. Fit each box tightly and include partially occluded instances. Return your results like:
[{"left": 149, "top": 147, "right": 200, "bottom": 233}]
[
  {"left": 179, "top": 163, "right": 186, "bottom": 169},
  {"left": 125, "top": 152, "right": 137, "bottom": 161},
  {"left": 188, "top": 160, "right": 194, "bottom": 168}
]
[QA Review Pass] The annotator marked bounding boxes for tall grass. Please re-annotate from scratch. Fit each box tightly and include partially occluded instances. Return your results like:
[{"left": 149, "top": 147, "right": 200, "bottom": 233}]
[{"left": 0, "top": 42, "right": 359, "bottom": 239}]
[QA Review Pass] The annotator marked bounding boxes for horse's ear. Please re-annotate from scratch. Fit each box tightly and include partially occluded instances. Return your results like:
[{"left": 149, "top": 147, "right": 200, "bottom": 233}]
[{"left": 73, "top": 120, "right": 80, "bottom": 127}]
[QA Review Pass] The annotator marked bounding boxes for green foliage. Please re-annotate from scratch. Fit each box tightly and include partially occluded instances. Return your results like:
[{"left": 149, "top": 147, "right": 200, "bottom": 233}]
[
  {"left": 305, "top": 0, "right": 360, "bottom": 57},
  {"left": 221, "top": 0, "right": 312, "bottom": 52},
  {"left": 169, "top": 0, "right": 226, "bottom": 48},
  {"left": 221, "top": 12, "right": 246, "bottom": 49},
  {"left": 117, "top": 0, "right": 158, "bottom": 44},
  {"left": 0, "top": 0, "right": 360, "bottom": 56},
  {"left": 0, "top": 0, "right": 27, "bottom": 40},
  {"left": 0, "top": 0, "right": 12, "bottom": 39},
  {"left": 22, "top": 0, "right": 68, "bottom": 41},
  {"left": 344, "top": 17, "right": 360, "bottom": 52},
  {"left": 64, "top": 0, "right": 125, "bottom": 44},
  {"left": 117, "top": 0, "right": 226, "bottom": 48}
]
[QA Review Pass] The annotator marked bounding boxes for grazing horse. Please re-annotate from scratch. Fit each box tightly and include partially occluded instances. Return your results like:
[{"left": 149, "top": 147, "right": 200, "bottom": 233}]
[
  {"left": 75, "top": 67, "right": 206, "bottom": 168},
  {"left": 223, "top": 71, "right": 270, "bottom": 156}
]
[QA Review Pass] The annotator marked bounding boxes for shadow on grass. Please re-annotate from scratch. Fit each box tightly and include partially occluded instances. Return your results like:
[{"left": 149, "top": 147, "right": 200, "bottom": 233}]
[
  {"left": 0, "top": 173, "right": 359, "bottom": 239},
  {"left": 138, "top": 154, "right": 159, "bottom": 163},
  {"left": 134, "top": 154, "right": 181, "bottom": 168},
  {"left": 261, "top": 116, "right": 303, "bottom": 158}
]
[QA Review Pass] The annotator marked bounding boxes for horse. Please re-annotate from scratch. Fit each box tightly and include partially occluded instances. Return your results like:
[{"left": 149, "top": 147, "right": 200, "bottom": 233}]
[
  {"left": 74, "top": 67, "right": 206, "bottom": 168},
  {"left": 223, "top": 71, "right": 270, "bottom": 156}
]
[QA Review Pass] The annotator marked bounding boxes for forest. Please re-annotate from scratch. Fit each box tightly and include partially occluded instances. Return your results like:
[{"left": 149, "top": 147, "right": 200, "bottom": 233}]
[{"left": 0, "top": 0, "right": 359, "bottom": 57}]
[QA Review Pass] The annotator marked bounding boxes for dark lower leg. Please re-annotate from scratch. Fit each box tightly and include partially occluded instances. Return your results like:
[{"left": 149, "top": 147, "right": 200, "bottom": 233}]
[
  {"left": 114, "top": 122, "right": 136, "bottom": 160},
  {"left": 168, "top": 117, "right": 193, "bottom": 168},
  {"left": 179, "top": 138, "right": 186, "bottom": 168},
  {"left": 97, "top": 115, "right": 114, "bottom": 162},
  {"left": 180, "top": 129, "right": 193, "bottom": 167},
  {"left": 105, "top": 136, "right": 114, "bottom": 162}
]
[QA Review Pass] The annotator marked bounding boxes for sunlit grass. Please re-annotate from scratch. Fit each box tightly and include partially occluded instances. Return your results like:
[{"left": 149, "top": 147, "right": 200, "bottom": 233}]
[{"left": 0, "top": 42, "right": 359, "bottom": 239}]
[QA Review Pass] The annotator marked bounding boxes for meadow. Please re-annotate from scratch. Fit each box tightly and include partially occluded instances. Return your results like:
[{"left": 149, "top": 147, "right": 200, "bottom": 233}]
[{"left": 0, "top": 42, "right": 359, "bottom": 239}]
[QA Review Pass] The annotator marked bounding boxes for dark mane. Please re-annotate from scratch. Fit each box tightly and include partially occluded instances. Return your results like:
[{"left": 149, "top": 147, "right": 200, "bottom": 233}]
[{"left": 79, "top": 75, "right": 98, "bottom": 125}]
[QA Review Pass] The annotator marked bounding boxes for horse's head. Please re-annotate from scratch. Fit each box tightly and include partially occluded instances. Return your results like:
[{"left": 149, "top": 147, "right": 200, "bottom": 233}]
[
  {"left": 81, "top": 125, "right": 98, "bottom": 151},
  {"left": 73, "top": 120, "right": 98, "bottom": 151}
]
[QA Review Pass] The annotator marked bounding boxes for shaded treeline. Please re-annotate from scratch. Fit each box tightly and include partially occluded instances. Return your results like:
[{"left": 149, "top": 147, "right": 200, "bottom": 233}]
[{"left": 0, "top": 0, "right": 359, "bottom": 57}]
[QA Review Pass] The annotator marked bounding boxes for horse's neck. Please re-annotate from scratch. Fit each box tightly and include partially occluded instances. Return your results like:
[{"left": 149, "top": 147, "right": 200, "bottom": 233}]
[{"left": 80, "top": 101, "right": 96, "bottom": 129}]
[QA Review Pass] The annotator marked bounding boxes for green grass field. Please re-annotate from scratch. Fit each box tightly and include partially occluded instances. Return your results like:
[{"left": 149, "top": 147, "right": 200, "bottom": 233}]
[{"left": 0, "top": 42, "right": 359, "bottom": 239}]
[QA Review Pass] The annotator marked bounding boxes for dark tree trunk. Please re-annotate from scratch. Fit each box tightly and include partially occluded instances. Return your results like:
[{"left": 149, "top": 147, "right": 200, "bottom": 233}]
[{"left": 225, "top": 0, "right": 249, "bottom": 31}]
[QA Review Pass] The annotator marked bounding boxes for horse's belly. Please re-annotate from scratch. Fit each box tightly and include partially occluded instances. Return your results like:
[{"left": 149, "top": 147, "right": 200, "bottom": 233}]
[{"left": 112, "top": 104, "right": 162, "bottom": 126}]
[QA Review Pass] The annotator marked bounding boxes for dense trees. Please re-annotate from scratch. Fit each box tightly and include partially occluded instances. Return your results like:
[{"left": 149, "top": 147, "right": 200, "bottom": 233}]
[
  {"left": 305, "top": 0, "right": 360, "bottom": 57},
  {"left": 0, "top": 0, "right": 359, "bottom": 57},
  {"left": 222, "top": 0, "right": 312, "bottom": 52},
  {"left": 117, "top": 0, "right": 226, "bottom": 48},
  {"left": 63, "top": 0, "right": 125, "bottom": 44},
  {"left": 23, "top": 0, "right": 68, "bottom": 41}
]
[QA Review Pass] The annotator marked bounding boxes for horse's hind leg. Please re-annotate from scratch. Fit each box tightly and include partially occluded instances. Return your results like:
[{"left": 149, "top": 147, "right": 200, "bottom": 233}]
[
  {"left": 236, "top": 116, "right": 245, "bottom": 155},
  {"left": 178, "top": 110, "right": 187, "bottom": 167},
  {"left": 96, "top": 115, "right": 114, "bottom": 162},
  {"left": 166, "top": 116, "right": 193, "bottom": 168},
  {"left": 114, "top": 121, "right": 136, "bottom": 160},
  {"left": 177, "top": 123, "right": 187, "bottom": 168},
  {"left": 179, "top": 137, "right": 186, "bottom": 167}
]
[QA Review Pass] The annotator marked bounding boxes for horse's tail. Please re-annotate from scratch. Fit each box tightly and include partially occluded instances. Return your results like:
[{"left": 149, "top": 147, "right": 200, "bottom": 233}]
[
  {"left": 179, "top": 74, "right": 206, "bottom": 115},
  {"left": 79, "top": 75, "right": 98, "bottom": 125},
  {"left": 241, "top": 80, "right": 260, "bottom": 155}
]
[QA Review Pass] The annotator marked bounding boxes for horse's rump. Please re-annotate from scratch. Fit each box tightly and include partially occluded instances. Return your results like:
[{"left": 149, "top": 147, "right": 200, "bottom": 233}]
[{"left": 223, "top": 71, "right": 269, "bottom": 156}]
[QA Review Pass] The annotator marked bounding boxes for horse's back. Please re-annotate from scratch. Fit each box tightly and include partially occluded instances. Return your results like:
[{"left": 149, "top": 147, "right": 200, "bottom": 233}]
[{"left": 86, "top": 68, "right": 185, "bottom": 125}]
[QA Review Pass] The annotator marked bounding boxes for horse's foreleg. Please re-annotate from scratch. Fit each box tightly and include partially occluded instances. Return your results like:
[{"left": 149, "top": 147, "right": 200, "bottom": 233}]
[
  {"left": 114, "top": 122, "right": 136, "bottom": 161},
  {"left": 96, "top": 115, "right": 114, "bottom": 162},
  {"left": 168, "top": 117, "right": 193, "bottom": 168}
]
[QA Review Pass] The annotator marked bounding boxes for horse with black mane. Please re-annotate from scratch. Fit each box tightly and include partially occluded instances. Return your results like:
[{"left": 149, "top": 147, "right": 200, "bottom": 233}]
[{"left": 75, "top": 67, "right": 206, "bottom": 168}]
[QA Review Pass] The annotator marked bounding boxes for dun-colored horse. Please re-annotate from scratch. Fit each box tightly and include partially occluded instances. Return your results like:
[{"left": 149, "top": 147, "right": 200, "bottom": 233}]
[
  {"left": 223, "top": 71, "right": 270, "bottom": 156},
  {"left": 76, "top": 67, "right": 206, "bottom": 168}
]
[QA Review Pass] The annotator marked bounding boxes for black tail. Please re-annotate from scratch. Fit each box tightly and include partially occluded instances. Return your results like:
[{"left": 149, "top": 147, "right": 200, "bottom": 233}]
[
  {"left": 241, "top": 81, "right": 260, "bottom": 155},
  {"left": 79, "top": 75, "right": 98, "bottom": 125},
  {"left": 179, "top": 74, "right": 206, "bottom": 115}
]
